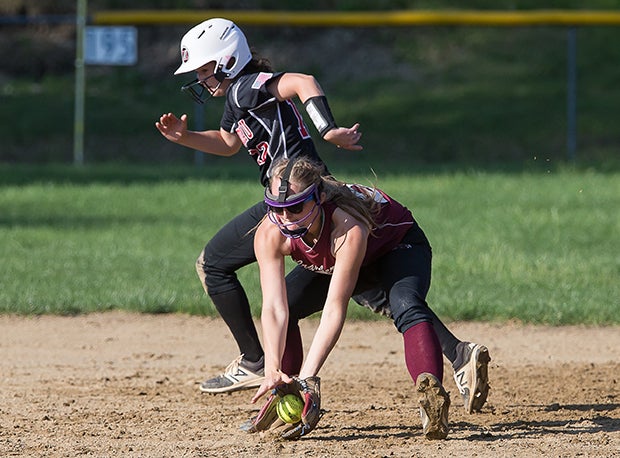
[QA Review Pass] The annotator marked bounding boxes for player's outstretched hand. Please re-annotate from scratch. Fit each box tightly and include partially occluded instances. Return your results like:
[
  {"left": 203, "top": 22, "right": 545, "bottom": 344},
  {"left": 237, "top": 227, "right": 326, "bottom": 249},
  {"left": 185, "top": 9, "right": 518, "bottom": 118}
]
[
  {"left": 252, "top": 369, "right": 293, "bottom": 404},
  {"left": 155, "top": 113, "right": 189, "bottom": 143},
  {"left": 324, "top": 123, "right": 363, "bottom": 151}
]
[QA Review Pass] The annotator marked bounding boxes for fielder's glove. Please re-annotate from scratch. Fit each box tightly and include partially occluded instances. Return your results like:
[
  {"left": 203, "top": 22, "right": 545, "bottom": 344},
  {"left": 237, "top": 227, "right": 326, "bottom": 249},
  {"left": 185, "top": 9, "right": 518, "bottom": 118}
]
[{"left": 241, "top": 376, "right": 321, "bottom": 440}]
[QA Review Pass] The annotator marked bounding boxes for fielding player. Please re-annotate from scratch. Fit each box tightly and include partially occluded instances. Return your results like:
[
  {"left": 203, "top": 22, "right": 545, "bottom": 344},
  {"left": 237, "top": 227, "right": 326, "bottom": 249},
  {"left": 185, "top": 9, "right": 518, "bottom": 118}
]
[
  {"left": 155, "top": 18, "right": 490, "bottom": 415},
  {"left": 249, "top": 157, "right": 452, "bottom": 439}
]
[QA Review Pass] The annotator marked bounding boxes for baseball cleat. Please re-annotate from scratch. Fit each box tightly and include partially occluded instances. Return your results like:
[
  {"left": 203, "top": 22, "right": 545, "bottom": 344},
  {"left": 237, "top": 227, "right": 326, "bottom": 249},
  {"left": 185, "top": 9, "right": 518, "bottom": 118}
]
[
  {"left": 417, "top": 372, "right": 450, "bottom": 440},
  {"left": 453, "top": 342, "right": 491, "bottom": 413},
  {"left": 199, "top": 355, "right": 264, "bottom": 394}
]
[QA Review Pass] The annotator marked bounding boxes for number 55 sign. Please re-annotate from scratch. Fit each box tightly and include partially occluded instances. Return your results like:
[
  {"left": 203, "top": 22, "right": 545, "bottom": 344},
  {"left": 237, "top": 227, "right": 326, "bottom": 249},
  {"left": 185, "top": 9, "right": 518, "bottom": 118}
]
[{"left": 85, "top": 26, "right": 138, "bottom": 65}]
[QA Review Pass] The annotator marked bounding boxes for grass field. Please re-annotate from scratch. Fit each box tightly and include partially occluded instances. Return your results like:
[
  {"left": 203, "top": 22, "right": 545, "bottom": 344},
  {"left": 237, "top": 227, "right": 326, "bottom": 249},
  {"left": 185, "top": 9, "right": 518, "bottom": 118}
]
[{"left": 1, "top": 163, "right": 617, "bottom": 325}]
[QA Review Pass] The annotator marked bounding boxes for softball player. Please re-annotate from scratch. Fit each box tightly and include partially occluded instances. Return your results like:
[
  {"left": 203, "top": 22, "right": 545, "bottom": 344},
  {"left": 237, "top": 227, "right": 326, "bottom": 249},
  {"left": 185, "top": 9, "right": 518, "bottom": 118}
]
[
  {"left": 251, "top": 157, "right": 450, "bottom": 439},
  {"left": 155, "top": 18, "right": 489, "bottom": 414}
]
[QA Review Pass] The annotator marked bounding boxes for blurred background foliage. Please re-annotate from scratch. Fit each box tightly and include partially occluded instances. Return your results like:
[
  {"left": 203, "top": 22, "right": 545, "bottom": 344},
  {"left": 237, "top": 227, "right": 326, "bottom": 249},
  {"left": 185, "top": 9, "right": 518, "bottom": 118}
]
[{"left": 1, "top": 1, "right": 619, "bottom": 166}]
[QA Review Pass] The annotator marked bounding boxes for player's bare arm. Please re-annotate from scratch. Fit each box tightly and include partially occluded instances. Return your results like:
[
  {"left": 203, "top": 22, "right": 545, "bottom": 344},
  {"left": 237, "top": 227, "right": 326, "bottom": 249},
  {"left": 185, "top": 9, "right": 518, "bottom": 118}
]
[
  {"left": 267, "top": 72, "right": 324, "bottom": 104},
  {"left": 252, "top": 219, "right": 293, "bottom": 402},
  {"left": 155, "top": 113, "right": 242, "bottom": 156},
  {"left": 267, "top": 73, "right": 363, "bottom": 151},
  {"left": 298, "top": 212, "right": 368, "bottom": 379}
]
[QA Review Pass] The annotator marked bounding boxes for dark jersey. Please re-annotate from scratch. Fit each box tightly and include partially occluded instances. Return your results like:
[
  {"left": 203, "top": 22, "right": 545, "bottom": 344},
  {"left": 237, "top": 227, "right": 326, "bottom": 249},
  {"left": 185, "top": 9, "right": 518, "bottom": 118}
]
[
  {"left": 220, "top": 71, "right": 325, "bottom": 187},
  {"left": 289, "top": 185, "right": 425, "bottom": 275}
]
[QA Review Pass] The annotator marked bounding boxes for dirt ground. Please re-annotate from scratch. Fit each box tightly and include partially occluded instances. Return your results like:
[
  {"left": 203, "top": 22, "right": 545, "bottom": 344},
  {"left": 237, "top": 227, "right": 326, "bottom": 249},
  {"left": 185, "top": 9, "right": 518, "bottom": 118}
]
[{"left": 1, "top": 312, "right": 618, "bottom": 457}]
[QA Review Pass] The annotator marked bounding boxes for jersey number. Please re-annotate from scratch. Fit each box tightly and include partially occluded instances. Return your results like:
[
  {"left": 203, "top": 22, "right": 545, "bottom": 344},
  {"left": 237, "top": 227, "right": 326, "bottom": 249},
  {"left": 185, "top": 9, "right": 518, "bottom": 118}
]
[{"left": 249, "top": 141, "right": 269, "bottom": 166}]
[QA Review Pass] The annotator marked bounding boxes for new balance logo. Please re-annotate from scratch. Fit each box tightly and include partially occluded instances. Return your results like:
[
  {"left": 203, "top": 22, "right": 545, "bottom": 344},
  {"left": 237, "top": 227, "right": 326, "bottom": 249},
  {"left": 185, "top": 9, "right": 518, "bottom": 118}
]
[{"left": 455, "top": 371, "right": 468, "bottom": 393}]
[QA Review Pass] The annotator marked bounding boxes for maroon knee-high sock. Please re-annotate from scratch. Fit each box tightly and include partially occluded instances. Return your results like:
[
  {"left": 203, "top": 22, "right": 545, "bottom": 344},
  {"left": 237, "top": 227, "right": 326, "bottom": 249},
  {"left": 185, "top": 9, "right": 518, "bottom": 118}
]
[
  {"left": 403, "top": 321, "right": 444, "bottom": 383},
  {"left": 281, "top": 322, "right": 303, "bottom": 375}
]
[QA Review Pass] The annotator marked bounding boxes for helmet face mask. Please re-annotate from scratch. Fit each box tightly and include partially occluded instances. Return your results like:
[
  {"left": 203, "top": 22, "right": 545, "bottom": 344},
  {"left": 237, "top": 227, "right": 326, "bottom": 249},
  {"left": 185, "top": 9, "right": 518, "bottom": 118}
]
[
  {"left": 266, "top": 189, "right": 321, "bottom": 239},
  {"left": 181, "top": 73, "right": 224, "bottom": 104},
  {"left": 174, "top": 18, "right": 252, "bottom": 79},
  {"left": 264, "top": 160, "right": 322, "bottom": 239}
]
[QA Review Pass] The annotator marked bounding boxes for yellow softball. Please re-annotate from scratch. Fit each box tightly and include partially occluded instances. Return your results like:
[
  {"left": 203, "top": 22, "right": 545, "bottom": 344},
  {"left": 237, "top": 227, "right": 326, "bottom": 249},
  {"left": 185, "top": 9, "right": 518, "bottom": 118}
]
[{"left": 276, "top": 394, "right": 304, "bottom": 424}]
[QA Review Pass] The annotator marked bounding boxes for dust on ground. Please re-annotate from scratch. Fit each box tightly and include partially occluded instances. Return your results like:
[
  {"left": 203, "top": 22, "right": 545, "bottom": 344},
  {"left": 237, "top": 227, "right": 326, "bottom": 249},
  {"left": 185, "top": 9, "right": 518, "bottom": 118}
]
[{"left": 1, "top": 312, "right": 618, "bottom": 457}]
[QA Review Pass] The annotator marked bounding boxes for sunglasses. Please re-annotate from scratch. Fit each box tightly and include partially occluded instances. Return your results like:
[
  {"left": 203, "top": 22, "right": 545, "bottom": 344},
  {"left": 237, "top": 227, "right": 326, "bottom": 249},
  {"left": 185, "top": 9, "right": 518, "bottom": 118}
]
[{"left": 268, "top": 193, "right": 314, "bottom": 215}]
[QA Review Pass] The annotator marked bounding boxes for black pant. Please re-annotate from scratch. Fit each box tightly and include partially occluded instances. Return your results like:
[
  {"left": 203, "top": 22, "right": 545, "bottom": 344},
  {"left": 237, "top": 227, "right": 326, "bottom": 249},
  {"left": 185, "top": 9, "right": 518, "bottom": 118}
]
[
  {"left": 287, "top": 228, "right": 436, "bottom": 334},
  {"left": 197, "top": 203, "right": 461, "bottom": 364},
  {"left": 196, "top": 201, "right": 265, "bottom": 362}
]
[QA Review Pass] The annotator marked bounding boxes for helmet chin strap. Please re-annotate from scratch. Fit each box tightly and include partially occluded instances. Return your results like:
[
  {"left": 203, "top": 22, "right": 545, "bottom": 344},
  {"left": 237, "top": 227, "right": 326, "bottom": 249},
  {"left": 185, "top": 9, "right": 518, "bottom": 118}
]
[
  {"left": 206, "top": 80, "right": 223, "bottom": 96},
  {"left": 280, "top": 227, "right": 308, "bottom": 238},
  {"left": 214, "top": 70, "right": 227, "bottom": 82},
  {"left": 274, "top": 203, "right": 321, "bottom": 239}
]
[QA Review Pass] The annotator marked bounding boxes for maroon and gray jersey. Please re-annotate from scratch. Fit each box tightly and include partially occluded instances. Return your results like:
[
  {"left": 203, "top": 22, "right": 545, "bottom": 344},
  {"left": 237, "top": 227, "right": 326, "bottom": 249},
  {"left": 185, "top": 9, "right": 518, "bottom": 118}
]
[
  {"left": 220, "top": 71, "right": 324, "bottom": 187},
  {"left": 289, "top": 186, "right": 423, "bottom": 274}
]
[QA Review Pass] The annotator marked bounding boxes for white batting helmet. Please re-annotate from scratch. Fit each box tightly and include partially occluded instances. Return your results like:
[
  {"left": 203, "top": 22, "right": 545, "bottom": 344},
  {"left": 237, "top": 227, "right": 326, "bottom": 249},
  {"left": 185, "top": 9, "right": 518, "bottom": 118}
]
[{"left": 174, "top": 18, "right": 252, "bottom": 78}]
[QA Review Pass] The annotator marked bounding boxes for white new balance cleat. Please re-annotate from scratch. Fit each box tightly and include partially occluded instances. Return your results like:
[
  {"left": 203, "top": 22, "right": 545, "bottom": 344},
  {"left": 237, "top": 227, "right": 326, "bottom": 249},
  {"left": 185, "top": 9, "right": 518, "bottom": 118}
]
[
  {"left": 453, "top": 342, "right": 491, "bottom": 413},
  {"left": 199, "top": 355, "right": 264, "bottom": 394}
]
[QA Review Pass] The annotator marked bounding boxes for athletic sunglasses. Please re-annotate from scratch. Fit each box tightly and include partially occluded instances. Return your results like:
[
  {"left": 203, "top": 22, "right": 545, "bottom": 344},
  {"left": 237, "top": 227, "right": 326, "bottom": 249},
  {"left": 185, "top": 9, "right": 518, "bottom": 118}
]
[
  {"left": 264, "top": 183, "right": 318, "bottom": 215},
  {"left": 268, "top": 193, "right": 314, "bottom": 215}
]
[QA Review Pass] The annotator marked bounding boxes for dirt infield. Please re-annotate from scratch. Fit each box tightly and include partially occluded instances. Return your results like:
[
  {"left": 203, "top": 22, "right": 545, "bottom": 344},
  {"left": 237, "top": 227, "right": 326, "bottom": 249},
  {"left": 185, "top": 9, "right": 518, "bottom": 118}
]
[{"left": 1, "top": 312, "right": 618, "bottom": 457}]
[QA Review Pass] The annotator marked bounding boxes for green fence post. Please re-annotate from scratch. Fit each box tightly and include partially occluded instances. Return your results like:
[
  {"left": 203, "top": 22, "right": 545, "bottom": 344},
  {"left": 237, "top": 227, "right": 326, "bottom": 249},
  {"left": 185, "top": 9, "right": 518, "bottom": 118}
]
[
  {"left": 567, "top": 27, "right": 577, "bottom": 161},
  {"left": 73, "top": 0, "right": 87, "bottom": 166}
]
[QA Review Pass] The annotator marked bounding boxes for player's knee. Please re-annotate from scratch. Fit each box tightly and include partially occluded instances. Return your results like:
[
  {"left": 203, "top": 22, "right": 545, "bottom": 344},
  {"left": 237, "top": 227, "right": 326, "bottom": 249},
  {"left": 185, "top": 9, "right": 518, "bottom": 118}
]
[
  {"left": 195, "top": 249, "right": 210, "bottom": 295},
  {"left": 198, "top": 245, "right": 224, "bottom": 278},
  {"left": 391, "top": 301, "right": 434, "bottom": 334},
  {"left": 196, "top": 247, "right": 231, "bottom": 292},
  {"left": 200, "top": 251, "right": 239, "bottom": 294},
  {"left": 195, "top": 250, "right": 206, "bottom": 276}
]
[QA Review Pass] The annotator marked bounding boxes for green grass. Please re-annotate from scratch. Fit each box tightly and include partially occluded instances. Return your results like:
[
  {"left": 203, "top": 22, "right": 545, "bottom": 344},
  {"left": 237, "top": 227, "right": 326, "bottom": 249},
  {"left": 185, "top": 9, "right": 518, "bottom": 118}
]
[
  {"left": 393, "top": 170, "right": 619, "bottom": 325},
  {"left": 1, "top": 163, "right": 617, "bottom": 325}
]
